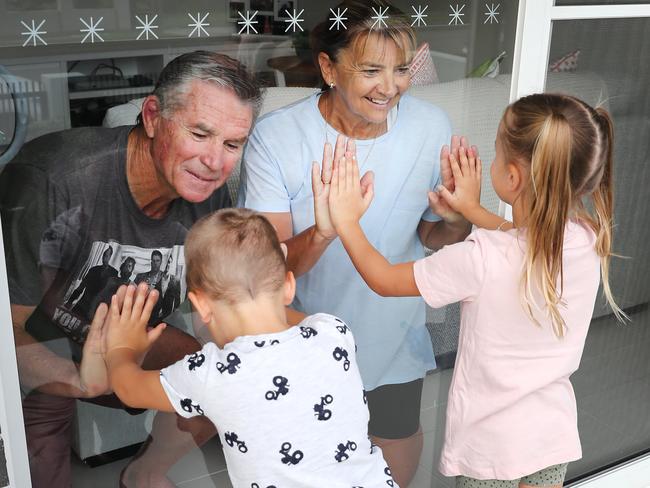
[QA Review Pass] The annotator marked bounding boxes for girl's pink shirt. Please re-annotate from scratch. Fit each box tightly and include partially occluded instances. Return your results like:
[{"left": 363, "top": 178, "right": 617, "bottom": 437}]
[{"left": 414, "top": 221, "right": 600, "bottom": 480}]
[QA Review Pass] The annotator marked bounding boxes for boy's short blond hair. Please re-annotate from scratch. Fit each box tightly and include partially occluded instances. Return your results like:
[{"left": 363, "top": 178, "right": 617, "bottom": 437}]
[{"left": 185, "top": 208, "right": 287, "bottom": 303}]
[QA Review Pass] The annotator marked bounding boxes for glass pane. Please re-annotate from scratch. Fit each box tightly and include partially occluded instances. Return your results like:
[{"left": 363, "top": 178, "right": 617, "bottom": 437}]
[
  {"left": 547, "top": 16, "right": 650, "bottom": 482},
  {"left": 0, "top": 1, "right": 521, "bottom": 487}
]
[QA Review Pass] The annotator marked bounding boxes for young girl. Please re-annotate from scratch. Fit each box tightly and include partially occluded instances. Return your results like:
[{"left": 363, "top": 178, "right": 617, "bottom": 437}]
[{"left": 328, "top": 93, "right": 624, "bottom": 487}]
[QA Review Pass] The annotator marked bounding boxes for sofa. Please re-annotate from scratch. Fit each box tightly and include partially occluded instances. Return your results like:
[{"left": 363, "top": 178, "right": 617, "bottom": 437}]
[{"left": 74, "top": 71, "right": 625, "bottom": 462}]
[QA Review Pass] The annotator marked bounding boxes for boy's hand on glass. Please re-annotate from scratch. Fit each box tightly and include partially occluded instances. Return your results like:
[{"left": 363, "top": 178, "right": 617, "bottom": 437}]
[
  {"left": 437, "top": 146, "right": 482, "bottom": 218},
  {"left": 329, "top": 154, "right": 374, "bottom": 232},
  {"left": 79, "top": 302, "right": 111, "bottom": 397},
  {"left": 105, "top": 283, "right": 166, "bottom": 364}
]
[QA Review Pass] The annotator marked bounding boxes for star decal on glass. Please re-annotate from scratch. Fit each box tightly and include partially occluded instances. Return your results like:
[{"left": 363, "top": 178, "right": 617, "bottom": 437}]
[
  {"left": 237, "top": 10, "right": 258, "bottom": 35},
  {"left": 135, "top": 14, "right": 159, "bottom": 40},
  {"left": 484, "top": 3, "right": 501, "bottom": 24},
  {"left": 80, "top": 16, "right": 105, "bottom": 43},
  {"left": 448, "top": 4, "right": 466, "bottom": 26},
  {"left": 329, "top": 7, "right": 348, "bottom": 31},
  {"left": 188, "top": 12, "right": 210, "bottom": 38},
  {"left": 20, "top": 19, "right": 47, "bottom": 46},
  {"left": 284, "top": 9, "right": 305, "bottom": 32},
  {"left": 370, "top": 6, "right": 389, "bottom": 30},
  {"left": 411, "top": 5, "right": 428, "bottom": 27}
]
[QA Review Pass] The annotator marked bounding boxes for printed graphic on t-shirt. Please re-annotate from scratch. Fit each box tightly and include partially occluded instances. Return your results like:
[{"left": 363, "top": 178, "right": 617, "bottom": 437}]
[{"left": 53, "top": 240, "right": 186, "bottom": 342}]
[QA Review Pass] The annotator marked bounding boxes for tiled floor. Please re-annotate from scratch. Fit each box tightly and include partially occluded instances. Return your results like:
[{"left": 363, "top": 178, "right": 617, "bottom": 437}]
[{"left": 71, "top": 306, "right": 650, "bottom": 487}]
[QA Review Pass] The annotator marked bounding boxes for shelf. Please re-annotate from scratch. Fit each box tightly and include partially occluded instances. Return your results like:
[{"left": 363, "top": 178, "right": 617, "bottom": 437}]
[{"left": 68, "top": 85, "right": 154, "bottom": 100}]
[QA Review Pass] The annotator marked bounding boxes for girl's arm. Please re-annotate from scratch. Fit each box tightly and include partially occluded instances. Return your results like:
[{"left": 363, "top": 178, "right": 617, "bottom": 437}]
[
  {"left": 329, "top": 155, "right": 420, "bottom": 298},
  {"left": 104, "top": 284, "right": 174, "bottom": 412}
]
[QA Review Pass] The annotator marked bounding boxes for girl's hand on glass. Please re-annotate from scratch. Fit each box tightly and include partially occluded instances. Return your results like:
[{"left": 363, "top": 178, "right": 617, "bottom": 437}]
[
  {"left": 433, "top": 136, "right": 478, "bottom": 223},
  {"left": 436, "top": 146, "right": 482, "bottom": 218},
  {"left": 329, "top": 154, "right": 374, "bottom": 233}
]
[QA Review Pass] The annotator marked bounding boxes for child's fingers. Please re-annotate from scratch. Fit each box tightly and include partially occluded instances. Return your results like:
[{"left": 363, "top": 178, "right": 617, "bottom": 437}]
[
  {"left": 458, "top": 147, "right": 470, "bottom": 176},
  {"left": 122, "top": 285, "right": 136, "bottom": 320},
  {"left": 338, "top": 156, "right": 347, "bottom": 192},
  {"left": 109, "top": 294, "right": 121, "bottom": 326},
  {"left": 131, "top": 283, "right": 149, "bottom": 321},
  {"left": 330, "top": 159, "right": 340, "bottom": 196},
  {"left": 448, "top": 151, "right": 463, "bottom": 182},
  {"left": 141, "top": 289, "right": 159, "bottom": 323},
  {"left": 476, "top": 157, "right": 483, "bottom": 181},
  {"left": 147, "top": 323, "right": 167, "bottom": 347},
  {"left": 351, "top": 154, "right": 360, "bottom": 185}
]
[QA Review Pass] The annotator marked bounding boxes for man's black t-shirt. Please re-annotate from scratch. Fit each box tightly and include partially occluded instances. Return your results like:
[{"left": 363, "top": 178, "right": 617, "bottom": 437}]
[{"left": 0, "top": 126, "right": 230, "bottom": 351}]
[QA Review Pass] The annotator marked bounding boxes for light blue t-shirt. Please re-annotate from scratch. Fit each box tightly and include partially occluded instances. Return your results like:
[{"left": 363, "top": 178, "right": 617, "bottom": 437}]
[{"left": 239, "top": 93, "right": 452, "bottom": 390}]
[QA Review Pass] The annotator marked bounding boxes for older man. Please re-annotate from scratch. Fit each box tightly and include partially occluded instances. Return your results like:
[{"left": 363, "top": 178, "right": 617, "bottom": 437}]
[{"left": 0, "top": 51, "right": 261, "bottom": 488}]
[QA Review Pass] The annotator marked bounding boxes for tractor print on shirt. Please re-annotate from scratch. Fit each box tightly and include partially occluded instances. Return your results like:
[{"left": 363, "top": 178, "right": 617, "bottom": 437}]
[
  {"left": 180, "top": 398, "right": 203, "bottom": 415},
  {"left": 313, "top": 394, "right": 333, "bottom": 420},
  {"left": 335, "top": 318, "right": 349, "bottom": 334},
  {"left": 334, "top": 440, "right": 357, "bottom": 462},
  {"left": 265, "top": 375, "right": 290, "bottom": 400},
  {"left": 333, "top": 346, "right": 350, "bottom": 371},
  {"left": 279, "top": 442, "right": 303, "bottom": 465},
  {"left": 299, "top": 326, "right": 318, "bottom": 338},
  {"left": 187, "top": 352, "right": 205, "bottom": 371},
  {"left": 224, "top": 431, "right": 248, "bottom": 453},
  {"left": 216, "top": 352, "right": 241, "bottom": 374}
]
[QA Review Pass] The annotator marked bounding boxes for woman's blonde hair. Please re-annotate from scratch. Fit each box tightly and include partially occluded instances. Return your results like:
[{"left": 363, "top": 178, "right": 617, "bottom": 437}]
[{"left": 501, "top": 93, "right": 625, "bottom": 337}]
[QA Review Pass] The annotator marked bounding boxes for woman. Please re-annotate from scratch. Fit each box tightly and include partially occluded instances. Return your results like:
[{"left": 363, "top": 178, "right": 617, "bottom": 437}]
[{"left": 239, "top": 1, "right": 470, "bottom": 484}]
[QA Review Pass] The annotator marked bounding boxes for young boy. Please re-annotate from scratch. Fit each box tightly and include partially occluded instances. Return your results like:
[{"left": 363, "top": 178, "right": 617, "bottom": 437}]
[{"left": 104, "top": 208, "right": 397, "bottom": 488}]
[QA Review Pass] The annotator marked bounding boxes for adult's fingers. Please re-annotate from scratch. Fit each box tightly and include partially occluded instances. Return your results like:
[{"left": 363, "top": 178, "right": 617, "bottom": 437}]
[
  {"left": 141, "top": 289, "right": 159, "bottom": 324},
  {"left": 322, "top": 143, "right": 333, "bottom": 184}
]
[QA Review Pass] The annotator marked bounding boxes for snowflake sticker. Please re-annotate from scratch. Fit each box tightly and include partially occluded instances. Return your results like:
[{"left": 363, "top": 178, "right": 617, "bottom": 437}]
[
  {"left": 188, "top": 12, "right": 210, "bottom": 38},
  {"left": 329, "top": 7, "right": 348, "bottom": 31},
  {"left": 80, "top": 17, "right": 105, "bottom": 43},
  {"left": 411, "top": 5, "right": 428, "bottom": 27},
  {"left": 484, "top": 3, "right": 501, "bottom": 24},
  {"left": 20, "top": 19, "right": 47, "bottom": 47},
  {"left": 448, "top": 4, "right": 465, "bottom": 26},
  {"left": 370, "top": 6, "right": 389, "bottom": 30},
  {"left": 237, "top": 10, "right": 258, "bottom": 35},
  {"left": 284, "top": 9, "right": 304, "bottom": 33},
  {"left": 135, "top": 14, "right": 159, "bottom": 40}
]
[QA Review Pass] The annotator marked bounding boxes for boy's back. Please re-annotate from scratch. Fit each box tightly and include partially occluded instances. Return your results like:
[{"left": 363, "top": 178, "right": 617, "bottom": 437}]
[{"left": 160, "top": 313, "right": 396, "bottom": 488}]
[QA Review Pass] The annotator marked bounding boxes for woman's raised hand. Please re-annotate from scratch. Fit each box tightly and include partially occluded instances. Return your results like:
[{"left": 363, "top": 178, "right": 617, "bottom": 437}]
[
  {"left": 311, "top": 135, "right": 351, "bottom": 240},
  {"left": 329, "top": 153, "right": 374, "bottom": 232},
  {"left": 312, "top": 135, "right": 374, "bottom": 239}
]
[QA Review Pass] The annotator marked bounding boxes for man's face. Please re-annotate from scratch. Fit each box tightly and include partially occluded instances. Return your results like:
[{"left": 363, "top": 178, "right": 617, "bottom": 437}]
[
  {"left": 150, "top": 80, "right": 254, "bottom": 203},
  {"left": 151, "top": 254, "right": 162, "bottom": 272}
]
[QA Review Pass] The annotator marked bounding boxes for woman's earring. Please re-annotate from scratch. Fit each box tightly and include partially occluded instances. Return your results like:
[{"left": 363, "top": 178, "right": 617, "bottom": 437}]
[{"left": 329, "top": 81, "right": 335, "bottom": 89}]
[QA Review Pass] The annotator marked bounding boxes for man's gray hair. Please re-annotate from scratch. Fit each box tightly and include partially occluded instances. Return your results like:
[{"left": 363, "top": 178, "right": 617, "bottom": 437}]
[{"left": 137, "top": 51, "right": 263, "bottom": 125}]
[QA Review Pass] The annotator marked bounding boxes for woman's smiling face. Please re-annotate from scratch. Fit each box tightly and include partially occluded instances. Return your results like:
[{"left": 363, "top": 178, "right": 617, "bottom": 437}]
[{"left": 326, "top": 33, "right": 412, "bottom": 129}]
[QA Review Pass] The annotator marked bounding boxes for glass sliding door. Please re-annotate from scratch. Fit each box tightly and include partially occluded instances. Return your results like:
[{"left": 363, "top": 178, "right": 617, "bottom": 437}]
[{"left": 544, "top": 12, "right": 650, "bottom": 483}]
